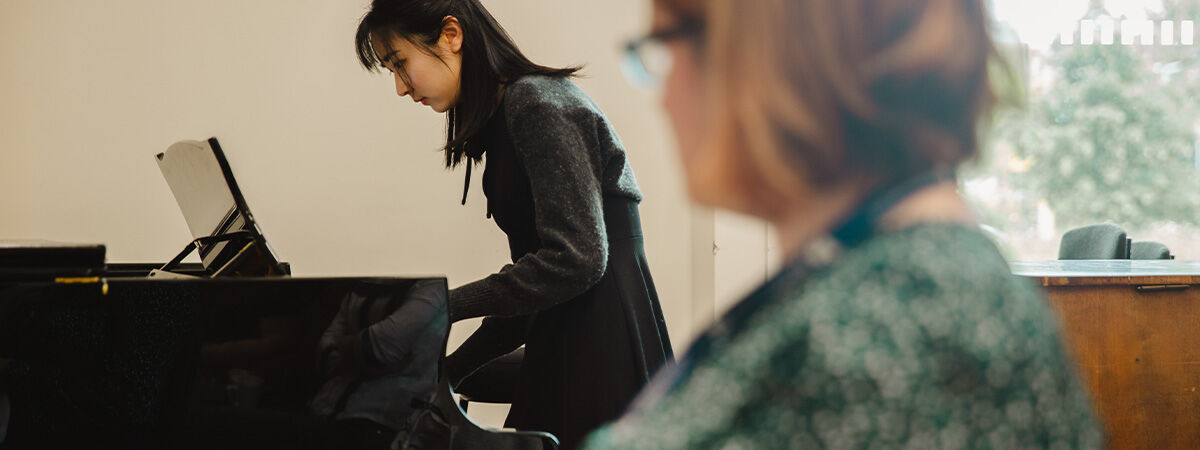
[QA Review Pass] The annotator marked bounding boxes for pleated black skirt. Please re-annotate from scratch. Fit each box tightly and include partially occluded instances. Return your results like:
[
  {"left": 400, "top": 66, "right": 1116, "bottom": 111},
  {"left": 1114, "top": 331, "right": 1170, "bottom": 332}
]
[{"left": 505, "top": 198, "right": 674, "bottom": 449}]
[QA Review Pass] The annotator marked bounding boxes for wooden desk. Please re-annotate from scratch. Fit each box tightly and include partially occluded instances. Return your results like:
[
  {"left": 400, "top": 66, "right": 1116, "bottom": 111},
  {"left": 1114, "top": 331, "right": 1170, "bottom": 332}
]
[{"left": 1012, "top": 260, "right": 1200, "bottom": 449}]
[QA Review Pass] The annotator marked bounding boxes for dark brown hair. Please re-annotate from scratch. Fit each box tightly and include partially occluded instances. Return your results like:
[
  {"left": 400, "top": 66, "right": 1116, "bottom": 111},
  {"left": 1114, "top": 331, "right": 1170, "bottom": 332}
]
[{"left": 356, "top": 0, "right": 579, "bottom": 168}]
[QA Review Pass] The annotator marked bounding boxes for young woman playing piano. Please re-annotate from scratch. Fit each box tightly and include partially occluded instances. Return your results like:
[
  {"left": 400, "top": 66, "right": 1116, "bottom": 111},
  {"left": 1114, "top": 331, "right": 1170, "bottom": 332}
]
[{"left": 354, "top": 1, "right": 673, "bottom": 447}]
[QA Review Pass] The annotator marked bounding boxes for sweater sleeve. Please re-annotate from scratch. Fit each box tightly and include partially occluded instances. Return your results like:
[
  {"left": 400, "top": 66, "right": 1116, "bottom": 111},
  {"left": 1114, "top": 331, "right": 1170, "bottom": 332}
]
[{"left": 448, "top": 87, "right": 609, "bottom": 321}]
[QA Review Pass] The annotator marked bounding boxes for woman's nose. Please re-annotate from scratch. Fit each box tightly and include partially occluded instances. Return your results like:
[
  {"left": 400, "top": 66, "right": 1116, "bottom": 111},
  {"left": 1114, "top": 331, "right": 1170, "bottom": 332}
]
[{"left": 393, "top": 72, "right": 410, "bottom": 97}]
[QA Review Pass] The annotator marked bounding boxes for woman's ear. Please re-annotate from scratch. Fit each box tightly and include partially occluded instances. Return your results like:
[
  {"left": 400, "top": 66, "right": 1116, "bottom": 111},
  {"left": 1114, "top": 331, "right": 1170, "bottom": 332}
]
[{"left": 440, "top": 16, "right": 463, "bottom": 54}]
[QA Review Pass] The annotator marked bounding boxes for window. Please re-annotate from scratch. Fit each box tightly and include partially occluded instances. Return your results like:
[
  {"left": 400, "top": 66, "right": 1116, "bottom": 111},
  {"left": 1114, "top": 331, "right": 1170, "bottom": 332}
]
[{"left": 965, "top": 0, "right": 1200, "bottom": 259}]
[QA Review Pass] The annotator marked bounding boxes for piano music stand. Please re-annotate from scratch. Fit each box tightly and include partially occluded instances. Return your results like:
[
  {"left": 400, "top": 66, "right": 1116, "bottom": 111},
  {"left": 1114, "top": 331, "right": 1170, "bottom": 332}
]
[{"left": 155, "top": 137, "right": 287, "bottom": 278}]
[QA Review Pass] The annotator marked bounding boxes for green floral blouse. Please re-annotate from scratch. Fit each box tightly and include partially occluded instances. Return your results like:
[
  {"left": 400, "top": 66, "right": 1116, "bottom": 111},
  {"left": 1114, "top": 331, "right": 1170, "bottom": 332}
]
[{"left": 585, "top": 224, "right": 1103, "bottom": 449}]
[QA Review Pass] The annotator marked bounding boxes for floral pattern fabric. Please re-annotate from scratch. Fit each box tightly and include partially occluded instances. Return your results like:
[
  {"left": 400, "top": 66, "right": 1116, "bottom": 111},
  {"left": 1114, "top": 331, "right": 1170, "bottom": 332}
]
[{"left": 585, "top": 224, "right": 1103, "bottom": 449}]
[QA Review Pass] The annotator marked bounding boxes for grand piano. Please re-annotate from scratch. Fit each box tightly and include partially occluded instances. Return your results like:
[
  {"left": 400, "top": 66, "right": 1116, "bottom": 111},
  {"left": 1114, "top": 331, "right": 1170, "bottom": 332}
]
[
  {"left": 0, "top": 139, "right": 556, "bottom": 449},
  {"left": 0, "top": 250, "right": 558, "bottom": 450}
]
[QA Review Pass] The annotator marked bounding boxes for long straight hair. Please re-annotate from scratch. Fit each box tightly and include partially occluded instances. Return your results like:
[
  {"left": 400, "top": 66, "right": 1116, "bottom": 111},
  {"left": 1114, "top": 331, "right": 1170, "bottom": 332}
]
[{"left": 355, "top": 0, "right": 580, "bottom": 168}]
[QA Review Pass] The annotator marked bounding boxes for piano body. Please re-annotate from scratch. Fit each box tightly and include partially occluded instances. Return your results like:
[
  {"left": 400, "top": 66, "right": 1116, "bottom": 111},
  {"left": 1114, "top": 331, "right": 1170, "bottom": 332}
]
[
  {"left": 0, "top": 139, "right": 556, "bottom": 448},
  {"left": 0, "top": 262, "right": 441, "bottom": 447},
  {"left": 0, "top": 244, "right": 556, "bottom": 449}
]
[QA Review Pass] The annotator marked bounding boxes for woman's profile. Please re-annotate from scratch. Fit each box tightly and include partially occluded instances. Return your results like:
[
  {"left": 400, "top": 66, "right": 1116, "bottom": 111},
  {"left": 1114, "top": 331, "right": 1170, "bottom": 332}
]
[
  {"left": 354, "top": 1, "right": 674, "bottom": 447},
  {"left": 586, "top": 0, "right": 1103, "bottom": 448}
]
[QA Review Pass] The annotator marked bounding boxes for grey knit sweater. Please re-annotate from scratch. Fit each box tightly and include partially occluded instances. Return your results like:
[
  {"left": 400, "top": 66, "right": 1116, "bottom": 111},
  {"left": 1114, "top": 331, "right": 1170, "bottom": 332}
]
[{"left": 448, "top": 75, "right": 642, "bottom": 322}]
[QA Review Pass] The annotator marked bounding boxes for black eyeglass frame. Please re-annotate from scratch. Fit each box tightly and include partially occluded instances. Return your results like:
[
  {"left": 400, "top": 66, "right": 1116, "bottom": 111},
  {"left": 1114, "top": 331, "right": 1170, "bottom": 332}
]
[{"left": 623, "top": 19, "right": 706, "bottom": 55}]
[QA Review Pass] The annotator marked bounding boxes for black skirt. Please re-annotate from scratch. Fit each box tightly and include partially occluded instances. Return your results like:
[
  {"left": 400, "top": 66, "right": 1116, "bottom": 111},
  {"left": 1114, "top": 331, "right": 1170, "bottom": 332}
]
[
  {"left": 461, "top": 102, "right": 673, "bottom": 448},
  {"left": 504, "top": 198, "right": 674, "bottom": 449}
]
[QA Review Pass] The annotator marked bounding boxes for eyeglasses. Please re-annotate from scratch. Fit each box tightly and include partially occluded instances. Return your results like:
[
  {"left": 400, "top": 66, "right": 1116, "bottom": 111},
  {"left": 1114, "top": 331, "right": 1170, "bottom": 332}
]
[{"left": 621, "top": 21, "right": 704, "bottom": 92}]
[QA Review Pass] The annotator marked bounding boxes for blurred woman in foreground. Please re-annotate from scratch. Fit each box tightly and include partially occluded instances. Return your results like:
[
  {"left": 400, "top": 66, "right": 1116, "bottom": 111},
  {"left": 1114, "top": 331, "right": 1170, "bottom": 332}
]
[{"left": 586, "top": 0, "right": 1103, "bottom": 447}]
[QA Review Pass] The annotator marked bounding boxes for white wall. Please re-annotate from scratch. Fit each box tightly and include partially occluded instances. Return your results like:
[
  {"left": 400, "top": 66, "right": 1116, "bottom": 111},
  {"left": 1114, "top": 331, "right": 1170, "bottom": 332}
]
[
  {"left": 1, "top": 0, "right": 699, "bottom": 427},
  {"left": 714, "top": 211, "right": 780, "bottom": 316},
  {"left": 692, "top": 209, "right": 784, "bottom": 325}
]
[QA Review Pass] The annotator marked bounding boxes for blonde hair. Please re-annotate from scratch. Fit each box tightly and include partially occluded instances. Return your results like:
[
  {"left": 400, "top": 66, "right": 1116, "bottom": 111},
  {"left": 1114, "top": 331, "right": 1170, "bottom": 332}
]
[{"left": 665, "top": 0, "right": 997, "bottom": 199}]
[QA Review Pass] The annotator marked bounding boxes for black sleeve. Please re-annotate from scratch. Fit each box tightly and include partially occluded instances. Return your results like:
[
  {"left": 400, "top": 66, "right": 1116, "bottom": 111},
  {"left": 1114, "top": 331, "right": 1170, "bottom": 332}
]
[{"left": 442, "top": 315, "right": 528, "bottom": 386}]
